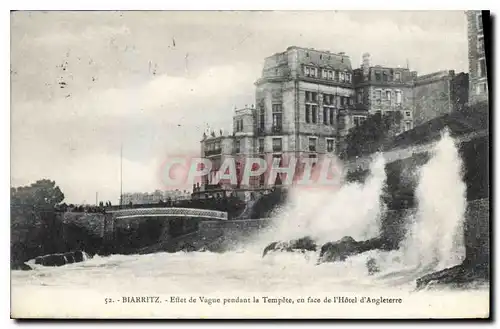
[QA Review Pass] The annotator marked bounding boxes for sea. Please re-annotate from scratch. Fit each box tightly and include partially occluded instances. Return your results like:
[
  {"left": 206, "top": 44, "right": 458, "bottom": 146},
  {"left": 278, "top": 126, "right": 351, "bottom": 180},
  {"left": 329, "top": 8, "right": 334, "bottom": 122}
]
[{"left": 10, "top": 130, "right": 490, "bottom": 319}]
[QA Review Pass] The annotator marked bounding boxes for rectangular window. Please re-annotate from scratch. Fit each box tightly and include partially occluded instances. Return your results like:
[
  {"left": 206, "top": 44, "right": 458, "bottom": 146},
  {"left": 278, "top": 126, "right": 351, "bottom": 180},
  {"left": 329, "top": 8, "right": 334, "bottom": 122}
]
[
  {"left": 354, "top": 116, "right": 366, "bottom": 126},
  {"left": 312, "top": 92, "right": 318, "bottom": 103},
  {"left": 328, "top": 70, "right": 333, "bottom": 80},
  {"left": 476, "top": 82, "right": 487, "bottom": 95},
  {"left": 259, "top": 106, "right": 265, "bottom": 130},
  {"left": 305, "top": 66, "right": 310, "bottom": 76},
  {"left": 346, "top": 73, "right": 351, "bottom": 83},
  {"left": 405, "top": 121, "right": 412, "bottom": 132},
  {"left": 272, "top": 104, "right": 282, "bottom": 112},
  {"left": 478, "top": 58, "right": 486, "bottom": 78},
  {"left": 323, "top": 94, "right": 330, "bottom": 105},
  {"left": 272, "top": 138, "right": 282, "bottom": 152},
  {"left": 405, "top": 111, "right": 411, "bottom": 117},
  {"left": 477, "top": 13, "right": 483, "bottom": 31},
  {"left": 357, "top": 90, "right": 363, "bottom": 104},
  {"left": 305, "top": 104, "right": 311, "bottom": 123},
  {"left": 326, "top": 139, "right": 335, "bottom": 152},
  {"left": 329, "top": 108, "right": 334, "bottom": 126},
  {"left": 323, "top": 107, "right": 328, "bottom": 125},
  {"left": 385, "top": 90, "right": 391, "bottom": 101},
  {"left": 395, "top": 90, "right": 402, "bottom": 105},
  {"left": 383, "top": 72, "right": 388, "bottom": 82},
  {"left": 395, "top": 72, "right": 401, "bottom": 81},
  {"left": 272, "top": 113, "right": 282, "bottom": 132},
  {"left": 311, "top": 105, "right": 317, "bottom": 124},
  {"left": 235, "top": 140, "right": 241, "bottom": 153},
  {"left": 340, "top": 72, "right": 345, "bottom": 82},
  {"left": 375, "top": 71, "right": 381, "bottom": 81},
  {"left": 305, "top": 91, "right": 312, "bottom": 102},
  {"left": 258, "top": 138, "right": 264, "bottom": 153},
  {"left": 309, "top": 137, "right": 317, "bottom": 152},
  {"left": 477, "top": 35, "right": 484, "bottom": 54},
  {"left": 272, "top": 103, "right": 283, "bottom": 132}
]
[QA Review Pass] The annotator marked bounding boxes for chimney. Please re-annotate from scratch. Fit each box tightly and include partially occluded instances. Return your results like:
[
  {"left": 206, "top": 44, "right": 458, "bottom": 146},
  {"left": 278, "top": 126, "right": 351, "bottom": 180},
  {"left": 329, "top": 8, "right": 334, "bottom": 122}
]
[{"left": 362, "top": 53, "right": 370, "bottom": 79}]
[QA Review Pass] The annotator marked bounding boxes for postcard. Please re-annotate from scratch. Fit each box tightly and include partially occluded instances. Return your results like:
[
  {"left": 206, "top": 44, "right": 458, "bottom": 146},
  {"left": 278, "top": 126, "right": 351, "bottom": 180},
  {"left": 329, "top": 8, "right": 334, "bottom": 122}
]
[{"left": 10, "top": 10, "right": 490, "bottom": 319}]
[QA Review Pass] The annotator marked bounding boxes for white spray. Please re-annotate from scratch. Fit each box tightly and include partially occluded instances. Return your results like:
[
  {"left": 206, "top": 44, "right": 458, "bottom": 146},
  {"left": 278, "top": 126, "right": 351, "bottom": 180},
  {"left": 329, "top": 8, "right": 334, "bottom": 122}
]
[
  {"left": 401, "top": 128, "right": 467, "bottom": 271},
  {"left": 263, "top": 153, "right": 387, "bottom": 246}
]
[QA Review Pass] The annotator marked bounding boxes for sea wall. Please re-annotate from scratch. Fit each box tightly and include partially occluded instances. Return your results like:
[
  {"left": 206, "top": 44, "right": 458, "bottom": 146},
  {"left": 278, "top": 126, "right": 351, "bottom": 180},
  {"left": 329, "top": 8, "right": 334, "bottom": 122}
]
[
  {"left": 197, "top": 198, "right": 489, "bottom": 266},
  {"left": 463, "top": 198, "right": 490, "bottom": 266},
  {"left": 199, "top": 219, "right": 272, "bottom": 247},
  {"left": 380, "top": 198, "right": 489, "bottom": 265}
]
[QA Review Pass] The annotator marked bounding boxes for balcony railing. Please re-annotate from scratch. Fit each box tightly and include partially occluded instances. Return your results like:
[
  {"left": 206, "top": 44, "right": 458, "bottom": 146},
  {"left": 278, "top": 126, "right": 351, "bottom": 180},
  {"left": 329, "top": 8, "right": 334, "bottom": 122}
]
[
  {"left": 272, "top": 125, "right": 282, "bottom": 133},
  {"left": 205, "top": 149, "right": 222, "bottom": 156},
  {"left": 272, "top": 146, "right": 282, "bottom": 152}
]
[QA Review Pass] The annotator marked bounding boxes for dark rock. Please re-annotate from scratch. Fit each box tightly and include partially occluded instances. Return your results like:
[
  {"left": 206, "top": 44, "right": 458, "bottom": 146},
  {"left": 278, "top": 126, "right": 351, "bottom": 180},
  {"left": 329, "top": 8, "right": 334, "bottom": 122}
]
[
  {"left": 416, "top": 262, "right": 489, "bottom": 290},
  {"left": 64, "top": 252, "right": 75, "bottom": 264},
  {"left": 318, "top": 236, "right": 391, "bottom": 264},
  {"left": 179, "top": 243, "right": 196, "bottom": 252},
  {"left": 366, "top": 258, "right": 380, "bottom": 275},
  {"left": 32, "top": 250, "right": 88, "bottom": 267},
  {"left": 73, "top": 250, "right": 85, "bottom": 262},
  {"left": 262, "top": 236, "right": 317, "bottom": 257},
  {"left": 11, "top": 262, "right": 32, "bottom": 271}
]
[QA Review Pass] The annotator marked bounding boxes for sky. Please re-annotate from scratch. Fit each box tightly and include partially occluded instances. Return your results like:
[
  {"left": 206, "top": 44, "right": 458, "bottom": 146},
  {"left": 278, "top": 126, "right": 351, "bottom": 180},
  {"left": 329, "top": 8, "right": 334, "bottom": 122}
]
[{"left": 10, "top": 10, "right": 469, "bottom": 204}]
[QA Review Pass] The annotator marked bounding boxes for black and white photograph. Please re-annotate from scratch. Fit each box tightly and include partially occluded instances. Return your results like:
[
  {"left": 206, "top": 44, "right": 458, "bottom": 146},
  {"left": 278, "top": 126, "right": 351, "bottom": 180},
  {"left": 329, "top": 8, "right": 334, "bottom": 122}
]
[{"left": 9, "top": 9, "right": 491, "bottom": 319}]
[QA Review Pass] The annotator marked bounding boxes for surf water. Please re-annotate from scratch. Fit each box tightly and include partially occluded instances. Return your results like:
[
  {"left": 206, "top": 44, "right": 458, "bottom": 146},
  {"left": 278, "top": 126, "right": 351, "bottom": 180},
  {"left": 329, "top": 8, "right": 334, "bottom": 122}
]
[{"left": 11, "top": 130, "right": 489, "bottom": 318}]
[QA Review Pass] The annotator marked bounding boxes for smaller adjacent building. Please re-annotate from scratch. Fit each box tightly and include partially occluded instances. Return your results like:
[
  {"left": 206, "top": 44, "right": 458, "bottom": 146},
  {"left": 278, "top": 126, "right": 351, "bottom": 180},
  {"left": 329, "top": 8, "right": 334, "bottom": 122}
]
[
  {"left": 352, "top": 53, "right": 416, "bottom": 135},
  {"left": 466, "top": 10, "right": 488, "bottom": 105},
  {"left": 122, "top": 189, "right": 191, "bottom": 205}
]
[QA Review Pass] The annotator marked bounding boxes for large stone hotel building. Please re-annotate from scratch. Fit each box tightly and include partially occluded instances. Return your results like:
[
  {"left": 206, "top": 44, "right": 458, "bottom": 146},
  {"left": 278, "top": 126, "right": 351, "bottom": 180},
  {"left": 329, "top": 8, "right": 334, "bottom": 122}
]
[{"left": 194, "top": 45, "right": 469, "bottom": 199}]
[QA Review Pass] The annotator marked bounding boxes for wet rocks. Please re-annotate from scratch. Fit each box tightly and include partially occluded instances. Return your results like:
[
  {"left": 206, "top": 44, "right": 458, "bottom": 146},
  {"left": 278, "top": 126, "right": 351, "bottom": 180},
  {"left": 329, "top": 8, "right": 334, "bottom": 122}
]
[
  {"left": 262, "top": 236, "right": 317, "bottom": 257},
  {"left": 416, "top": 262, "right": 489, "bottom": 290},
  {"left": 318, "top": 236, "right": 391, "bottom": 264},
  {"left": 11, "top": 261, "right": 32, "bottom": 271},
  {"left": 34, "top": 250, "right": 87, "bottom": 267}
]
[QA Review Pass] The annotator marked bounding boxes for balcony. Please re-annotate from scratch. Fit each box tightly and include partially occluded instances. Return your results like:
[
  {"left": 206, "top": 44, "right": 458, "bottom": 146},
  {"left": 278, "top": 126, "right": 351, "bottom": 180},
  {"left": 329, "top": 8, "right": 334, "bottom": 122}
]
[
  {"left": 272, "top": 125, "right": 283, "bottom": 133},
  {"left": 272, "top": 145, "right": 282, "bottom": 152},
  {"left": 309, "top": 145, "right": 317, "bottom": 152},
  {"left": 205, "top": 149, "right": 222, "bottom": 156}
]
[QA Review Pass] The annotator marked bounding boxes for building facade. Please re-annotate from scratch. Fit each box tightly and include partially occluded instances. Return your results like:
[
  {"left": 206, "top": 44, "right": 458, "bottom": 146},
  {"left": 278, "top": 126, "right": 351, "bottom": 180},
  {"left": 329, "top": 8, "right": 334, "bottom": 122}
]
[
  {"left": 413, "top": 70, "right": 469, "bottom": 126},
  {"left": 352, "top": 53, "right": 416, "bottom": 134},
  {"left": 196, "top": 46, "right": 468, "bottom": 196},
  {"left": 466, "top": 10, "right": 488, "bottom": 105},
  {"left": 122, "top": 189, "right": 191, "bottom": 205}
]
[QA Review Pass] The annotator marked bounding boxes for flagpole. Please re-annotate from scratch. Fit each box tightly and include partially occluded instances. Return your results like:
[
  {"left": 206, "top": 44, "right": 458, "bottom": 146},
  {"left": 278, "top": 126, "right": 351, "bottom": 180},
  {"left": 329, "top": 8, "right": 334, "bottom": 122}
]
[{"left": 120, "top": 143, "right": 123, "bottom": 207}]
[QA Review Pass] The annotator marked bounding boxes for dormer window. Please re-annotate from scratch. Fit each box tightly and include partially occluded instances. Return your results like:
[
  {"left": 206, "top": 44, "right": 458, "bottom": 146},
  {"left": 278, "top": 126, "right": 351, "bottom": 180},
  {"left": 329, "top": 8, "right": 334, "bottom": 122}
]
[{"left": 304, "top": 66, "right": 318, "bottom": 78}]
